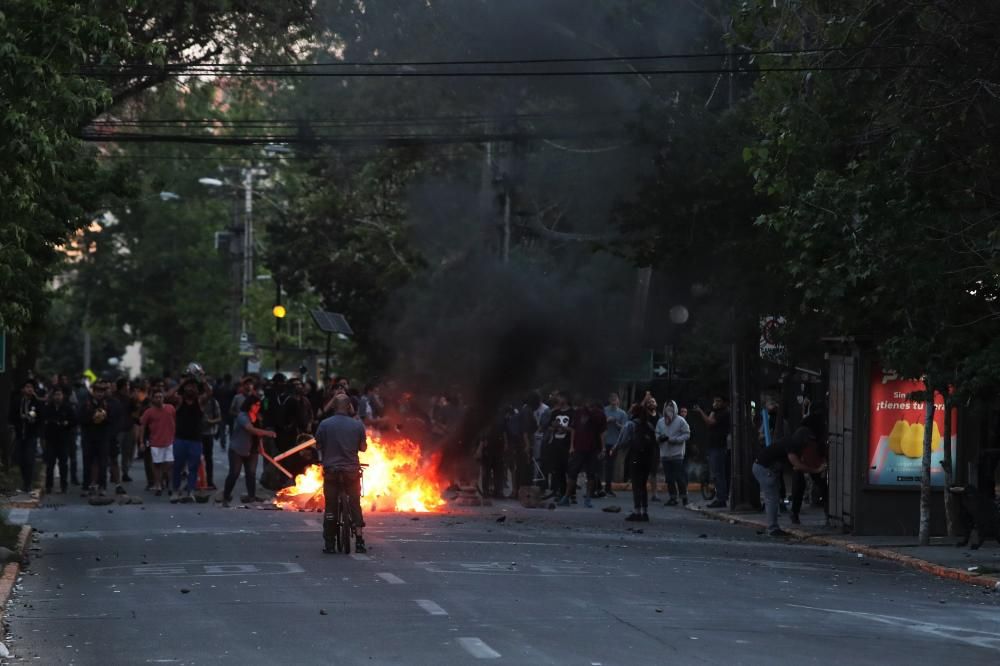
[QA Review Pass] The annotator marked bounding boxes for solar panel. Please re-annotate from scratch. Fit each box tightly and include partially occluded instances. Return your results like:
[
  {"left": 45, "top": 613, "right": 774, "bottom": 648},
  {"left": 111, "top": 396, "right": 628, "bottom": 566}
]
[{"left": 310, "top": 309, "right": 354, "bottom": 336}]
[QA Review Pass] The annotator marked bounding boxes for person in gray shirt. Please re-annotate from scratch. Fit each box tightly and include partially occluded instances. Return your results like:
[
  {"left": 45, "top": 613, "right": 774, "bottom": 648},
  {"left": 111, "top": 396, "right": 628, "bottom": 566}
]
[
  {"left": 602, "top": 393, "right": 629, "bottom": 497},
  {"left": 315, "top": 395, "right": 368, "bottom": 553}
]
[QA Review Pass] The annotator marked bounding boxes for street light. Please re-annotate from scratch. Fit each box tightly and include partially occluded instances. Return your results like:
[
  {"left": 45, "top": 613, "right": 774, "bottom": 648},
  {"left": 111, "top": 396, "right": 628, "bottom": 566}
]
[
  {"left": 197, "top": 178, "right": 224, "bottom": 188},
  {"left": 158, "top": 191, "right": 181, "bottom": 202},
  {"left": 272, "top": 304, "right": 287, "bottom": 319}
]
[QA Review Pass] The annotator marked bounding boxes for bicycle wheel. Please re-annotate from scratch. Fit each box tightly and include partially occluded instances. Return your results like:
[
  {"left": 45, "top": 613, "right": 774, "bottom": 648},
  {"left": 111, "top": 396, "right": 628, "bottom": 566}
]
[{"left": 338, "top": 493, "right": 351, "bottom": 554}]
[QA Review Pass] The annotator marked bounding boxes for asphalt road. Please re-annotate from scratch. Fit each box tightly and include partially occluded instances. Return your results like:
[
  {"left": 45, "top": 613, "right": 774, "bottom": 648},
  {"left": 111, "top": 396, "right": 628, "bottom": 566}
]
[{"left": 4, "top": 464, "right": 1000, "bottom": 665}]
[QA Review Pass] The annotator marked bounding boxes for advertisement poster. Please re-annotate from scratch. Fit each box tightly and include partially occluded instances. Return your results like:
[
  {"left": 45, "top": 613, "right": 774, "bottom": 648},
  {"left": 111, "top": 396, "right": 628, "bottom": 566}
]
[{"left": 868, "top": 367, "right": 956, "bottom": 486}]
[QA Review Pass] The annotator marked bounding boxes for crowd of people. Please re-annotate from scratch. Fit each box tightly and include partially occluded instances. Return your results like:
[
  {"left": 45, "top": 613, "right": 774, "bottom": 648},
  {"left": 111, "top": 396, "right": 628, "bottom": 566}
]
[
  {"left": 5, "top": 367, "right": 387, "bottom": 506},
  {"left": 474, "top": 390, "right": 734, "bottom": 523},
  {"left": 8, "top": 366, "right": 824, "bottom": 537}
]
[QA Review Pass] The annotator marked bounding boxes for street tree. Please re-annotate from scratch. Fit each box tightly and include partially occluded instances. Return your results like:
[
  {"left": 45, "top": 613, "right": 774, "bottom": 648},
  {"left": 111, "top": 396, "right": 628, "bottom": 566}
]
[{"left": 739, "top": 0, "right": 1000, "bottom": 542}]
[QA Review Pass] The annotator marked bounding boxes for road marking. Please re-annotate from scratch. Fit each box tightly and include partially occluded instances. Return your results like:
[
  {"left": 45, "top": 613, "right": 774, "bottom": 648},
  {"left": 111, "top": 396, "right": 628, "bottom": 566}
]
[
  {"left": 415, "top": 599, "right": 448, "bottom": 616},
  {"left": 350, "top": 553, "right": 371, "bottom": 561},
  {"left": 790, "top": 604, "right": 1000, "bottom": 652},
  {"left": 7, "top": 508, "right": 30, "bottom": 525},
  {"left": 89, "top": 562, "right": 304, "bottom": 578},
  {"left": 457, "top": 637, "right": 501, "bottom": 659},
  {"left": 377, "top": 572, "right": 405, "bottom": 584},
  {"left": 415, "top": 561, "right": 635, "bottom": 577}
]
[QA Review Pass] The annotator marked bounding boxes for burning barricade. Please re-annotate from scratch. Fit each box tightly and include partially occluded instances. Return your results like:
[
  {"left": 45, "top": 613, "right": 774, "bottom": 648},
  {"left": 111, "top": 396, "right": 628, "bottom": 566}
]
[{"left": 274, "top": 430, "right": 446, "bottom": 513}]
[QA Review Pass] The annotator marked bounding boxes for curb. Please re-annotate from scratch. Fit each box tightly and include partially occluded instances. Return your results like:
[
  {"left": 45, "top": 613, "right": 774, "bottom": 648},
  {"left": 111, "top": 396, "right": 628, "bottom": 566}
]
[
  {"left": 0, "top": 525, "right": 33, "bottom": 622},
  {"left": 689, "top": 505, "right": 1000, "bottom": 591}
]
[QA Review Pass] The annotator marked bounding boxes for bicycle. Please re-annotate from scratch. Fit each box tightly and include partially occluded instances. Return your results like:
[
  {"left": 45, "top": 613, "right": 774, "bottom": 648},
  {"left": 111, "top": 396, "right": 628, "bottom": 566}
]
[{"left": 328, "top": 463, "right": 367, "bottom": 555}]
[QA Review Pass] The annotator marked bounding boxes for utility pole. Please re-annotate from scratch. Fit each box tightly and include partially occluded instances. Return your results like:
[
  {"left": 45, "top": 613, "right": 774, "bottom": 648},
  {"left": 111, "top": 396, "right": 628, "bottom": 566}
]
[{"left": 242, "top": 168, "right": 255, "bottom": 336}]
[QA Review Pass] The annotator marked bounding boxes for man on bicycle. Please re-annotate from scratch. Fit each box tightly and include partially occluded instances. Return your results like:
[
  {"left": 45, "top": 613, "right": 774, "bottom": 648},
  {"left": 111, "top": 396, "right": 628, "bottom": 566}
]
[{"left": 316, "top": 394, "right": 368, "bottom": 554}]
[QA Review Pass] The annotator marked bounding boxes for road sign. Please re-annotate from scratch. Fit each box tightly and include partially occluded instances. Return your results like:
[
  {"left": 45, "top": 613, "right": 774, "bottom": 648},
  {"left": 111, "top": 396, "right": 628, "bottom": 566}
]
[
  {"left": 238, "top": 340, "right": 255, "bottom": 357},
  {"left": 653, "top": 364, "right": 668, "bottom": 377}
]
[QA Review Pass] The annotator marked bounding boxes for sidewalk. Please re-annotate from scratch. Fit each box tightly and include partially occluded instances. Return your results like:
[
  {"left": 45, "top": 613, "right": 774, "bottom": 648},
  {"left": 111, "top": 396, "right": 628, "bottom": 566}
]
[{"left": 691, "top": 501, "right": 1000, "bottom": 591}]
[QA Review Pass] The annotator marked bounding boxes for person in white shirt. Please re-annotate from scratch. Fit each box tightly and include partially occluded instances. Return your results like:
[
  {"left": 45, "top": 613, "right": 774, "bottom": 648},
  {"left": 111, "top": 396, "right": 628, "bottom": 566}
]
[{"left": 656, "top": 400, "right": 691, "bottom": 506}]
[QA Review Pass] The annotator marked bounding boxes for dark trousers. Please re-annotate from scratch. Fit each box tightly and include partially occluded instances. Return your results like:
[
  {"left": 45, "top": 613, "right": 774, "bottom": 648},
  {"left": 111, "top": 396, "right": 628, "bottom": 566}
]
[
  {"left": 45, "top": 434, "right": 71, "bottom": 492},
  {"left": 603, "top": 445, "right": 616, "bottom": 488},
  {"left": 649, "top": 448, "right": 661, "bottom": 496},
  {"left": 631, "top": 453, "right": 652, "bottom": 511},
  {"left": 512, "top": 448, "right": 531, "bottom": 497},
  {"left": 707, "top": 447, "right": 729, "bottom": 504},
  {"left": 143, "top": 445, "right": 155, "bottom": 486},
  {"left": 118, "top": 431, "right": 135, "bottom": 480},
  {"left": 223, "top": 449, "right": 259, "bottom": 501},
  {"left": 481, "top": 452, "right": 505, "bottom": 498},
  {"left": 69, "top": 432, "right": 79, "bottom": 483},
  {"left": 202, "top": 435, "right": 215, "bottom": 486},
  {"left": 549, "top": 447, "right": 569, "bottom": 498},
  {"left": 791, "top": 471, "right": 828, "bottom": 516},
  {"left": 322, "top": 469, "right": 364, "bottom": 547},
  {"left": 15, "top": 434, "right": 36, "bottom": 492},
  {"left": 663, "top": 458, "right": 688, "bottom": 499},
  {"left": 82, "top": 434, "right": 110, "bottom": 490}
]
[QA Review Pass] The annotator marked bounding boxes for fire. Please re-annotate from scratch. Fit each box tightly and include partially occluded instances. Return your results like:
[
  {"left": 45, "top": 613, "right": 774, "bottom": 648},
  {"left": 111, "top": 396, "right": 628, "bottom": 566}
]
[{"left": 275, "top": 431, "right": 446, "bottom": 513}]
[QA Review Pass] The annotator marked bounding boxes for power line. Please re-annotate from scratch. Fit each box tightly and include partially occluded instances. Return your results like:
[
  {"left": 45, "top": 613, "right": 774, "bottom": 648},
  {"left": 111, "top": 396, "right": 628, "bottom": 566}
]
[
  {"left": 86, "top": 109, "right": 643, "bottom": 128},
  {"left": 79, "top": 43, "right": 920, "bottom": 72},
  {"left": 79, "top": 128, "right": 630, "bottom": 147},
  {"left": 82, "top": 63, "right": 922, "bottom": 79}
]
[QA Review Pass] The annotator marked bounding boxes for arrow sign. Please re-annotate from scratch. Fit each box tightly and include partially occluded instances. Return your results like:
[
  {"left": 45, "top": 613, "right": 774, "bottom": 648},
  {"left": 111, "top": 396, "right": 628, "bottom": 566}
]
[{"left": 653, "top": 365, "right": 669, "bottom": 377}]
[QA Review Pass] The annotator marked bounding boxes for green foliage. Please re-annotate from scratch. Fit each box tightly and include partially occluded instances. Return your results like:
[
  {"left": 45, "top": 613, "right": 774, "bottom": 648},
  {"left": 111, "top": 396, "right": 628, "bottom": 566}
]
[
  {"left": 0, "top": 0, "right": 134, "bottom": 334},
  {"left": 740, "top": 0, "right": 1000, "bottom": 394}
]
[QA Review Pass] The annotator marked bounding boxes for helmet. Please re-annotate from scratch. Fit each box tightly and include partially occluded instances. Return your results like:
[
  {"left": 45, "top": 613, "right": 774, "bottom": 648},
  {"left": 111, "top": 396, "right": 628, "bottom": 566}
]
[{"left": 185, "top": 362, "right": 205, "bottom": 377}]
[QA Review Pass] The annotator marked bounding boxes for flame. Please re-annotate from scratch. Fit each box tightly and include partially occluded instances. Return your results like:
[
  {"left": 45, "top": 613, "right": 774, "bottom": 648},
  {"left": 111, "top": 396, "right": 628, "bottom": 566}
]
[{"left": 275, "top": 430, "right": 446, "bottom": 513}]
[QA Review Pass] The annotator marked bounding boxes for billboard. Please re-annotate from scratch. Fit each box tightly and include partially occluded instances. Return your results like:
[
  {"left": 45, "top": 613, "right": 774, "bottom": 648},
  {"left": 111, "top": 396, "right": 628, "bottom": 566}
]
[{"left": 868, "top": 367, "right": 956, "bottom": 486}]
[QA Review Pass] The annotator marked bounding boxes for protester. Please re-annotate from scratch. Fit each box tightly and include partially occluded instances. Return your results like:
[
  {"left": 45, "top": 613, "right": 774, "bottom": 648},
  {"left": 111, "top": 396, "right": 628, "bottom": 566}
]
[
  {"left": 752, "top": 426, "right": 827, "bottom": 537},
  {"left": 10, "top": 380, "right": 42, "bottom": 493},
  {"left": 213, "top": 374, "right": 235, "bottom": 451},
  {"left": 656, "top": 400, "right": 691, "bottom": 506},
  {"left": 42, "top": 387, "right": 75, "bottom": 494},
  {"left": 139, "top": 389, "right": 175, "bottom": 495},
  {"left": 503, "top": 403, "right": 526, "bottom": 498},
  {"left": 790, "top": 407, "right": 829, "bottom": 525},
  {"left": 695, "top": 395, "right": 730, "bottom": 508},
  {"left": 758, "top": 397, "right": 790, "bottom": 510},
  {"left": 547, "top": 392, "right": 575, "bottom": 503},
  {"left": 200, "top": 384, "right": 222, "bottom": 489},
  {"left": 106, "top": 378, "right": 129, "bottom": 495},
  {"left": 80, "top": 382, "right": 113, "bottom": 497},
  {"left": 316, "top": 394, "right": 368, "bottom": 554},
  {"left": 479, "top": 412, "right": 507, "bottom": 499},
  {"left": 618, "top": 394, "right": 658, "bottom": 522},
  {"left": 170, "top": 379, "right": 204, "bottom": 503},
  {"left": 602, "top": 393, "right": 628, "bottom": 498},
  {"left": 222, "top": 395, "right": 274, "bottom": 507},
  {"left": 358, "top": 383, "right": 383, "bottom": 425},
  {"left": 525, "top": 392, "right": 550, "bottom": 492},
  {"left": 563, "top": 400, "right": 607, "bottom": 507}
]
